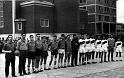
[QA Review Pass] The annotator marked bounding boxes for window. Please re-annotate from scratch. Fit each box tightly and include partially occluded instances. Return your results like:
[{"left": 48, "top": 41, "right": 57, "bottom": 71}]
[
  {"left": 0, "top": 1, "right": 3, "bottom": 6},
  {"left": 40, "top": 18, "right": 49, "bottom": 27},
  {"left": 117, "top": 30, "right": 120, "bottom": 32},
  {"left": 104, "top": 7, "right": 109, "bottom": 13},
  {"left": 0, "top": 6, "right": 3, "bottom": 11},
  {"left": 104, "top": 16, "right": 110, "bottom": 21},
  {"left": 96, "top": 15, "right": 102, "bottom": 21},
  {"left": 105, "top": 0, "right": 109, "bottom": 4},
  {"left": 98, "top": 15, "right": 102, "bottom": 21},
  {"left": 17, "top": 22, "right": 22, "bottom": 30},
  {"left": 98, "top": 6, "right": 101, "bottom": 10},
  {"left": 0, "top": 1, "right": 3, "bottom": 28},
  {"left": 112, "top": 1, "right": 115, "bottom": 5},
  {"left": 0, "top": 21, "right": 4, "bottom": 28},
  {"left": 0, "top": 16, "right": 3, "bottom": 21},
  {"left": 79, "top": 0, "right": 86, "bottom": 3},
  {"left": 122, "top": 26, "right": 124, "bottom": 29},
  {"left": 80, "top": 6, "right": 86, "bottom": 10}
]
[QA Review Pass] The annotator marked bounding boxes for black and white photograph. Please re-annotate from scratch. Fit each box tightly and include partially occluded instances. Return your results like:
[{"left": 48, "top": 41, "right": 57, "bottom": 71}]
[{"left": 0, "top": 0, "right": 124, "bottom": 78}]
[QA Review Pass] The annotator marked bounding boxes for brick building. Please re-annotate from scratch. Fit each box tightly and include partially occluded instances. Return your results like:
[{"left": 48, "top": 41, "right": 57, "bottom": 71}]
[
  {"left": 79, "top": 0, "right": 117, "bottom": 35},
  {"left": 0, "top": 0, "right": 88, "bottom": 39}
]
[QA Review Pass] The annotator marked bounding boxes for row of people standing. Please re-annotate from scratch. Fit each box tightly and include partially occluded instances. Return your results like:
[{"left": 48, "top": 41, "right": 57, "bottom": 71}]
[
  {"left": 2, "top": 33, "right": 123, "bottom": 78},
  {"left": 2, "top": 33, "right": 75, "bottom": 78},
  {"left": 78, "top": 34, "right": 123, "bottom": 66}
]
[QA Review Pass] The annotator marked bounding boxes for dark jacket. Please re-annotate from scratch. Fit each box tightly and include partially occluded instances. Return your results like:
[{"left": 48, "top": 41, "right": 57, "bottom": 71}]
[{"left": 71, "top": 38, "right": 79, "bottom": 52}]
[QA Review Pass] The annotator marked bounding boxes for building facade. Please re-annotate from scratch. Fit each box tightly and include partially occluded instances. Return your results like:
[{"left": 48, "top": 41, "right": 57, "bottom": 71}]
[
  {"left": 0, "top": 0, "right": 88, "bottom": 39},
  {"left": 79, "top": 0, "right": 117, "bottom": 35}
]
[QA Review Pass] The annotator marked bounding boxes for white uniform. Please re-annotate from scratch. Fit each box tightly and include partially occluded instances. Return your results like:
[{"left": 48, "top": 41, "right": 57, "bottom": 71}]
[
  {"left": 85, "top": 39, "right": 91, "bottom": 52},
  {"left": 95, "top": 40, "right": 102, "bottom": 52},
  {"left": 115, "top": 41, "right": 122, "bottom": 52},
  {"left": 79, "top": 39, "right": 86, "bottom": 53},
  {"left": 90, "top": 38, "right": 95, "bottom": 52},
  {"left": 101, "top": 40, "right": 108, "bottom": 52}
]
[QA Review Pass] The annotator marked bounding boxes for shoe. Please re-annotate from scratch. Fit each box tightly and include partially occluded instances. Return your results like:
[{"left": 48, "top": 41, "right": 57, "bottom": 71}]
[
  {"left": 12, "top": 75, "right": 18, "bottom": 77},
  {"left": 87, "top": 62, "right": 91, "bottom": 64},
  {"left": 23, "top": 73, "right": 28, "bottom": 75},
  {"left": 62, "top": 66, "right": 66, "bottom": 68},
  {"left": 47, "top": 68, "right": 51, "bottom": 70},
  {"left": 39, "top": 69, "right": 43, "bottom": 72},
  {"left": 45, "top": 68, "right": 51, "bottom": 70},
  {"left": 20, "top": 74, "right": 23, "bottom": 76},
  {"left": 104, "top": 61, "right": 107, "bottom": 62},
  {"left": 58, "top": 66, "right": 61, "bottom": 69},
  {"left": 28, "top": 72, "right": 31, "bottom": 75},
  {"left": 33, "top": 70, "right": 38, "bottom": 73},
  {"left": 71, "top": 65, "right": 75, "bottom": 67},
  {"left": 112, "top": 60, "right": 115, "bottom": 62},
  {"left": 54, "top": 67, "right": 58, "bottom": 69}
]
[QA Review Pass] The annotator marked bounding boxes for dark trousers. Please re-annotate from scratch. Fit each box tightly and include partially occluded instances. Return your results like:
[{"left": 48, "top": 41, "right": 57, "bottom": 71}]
[
  {"left": 71, "top": 50, "right": 78, "bottom": 66},
  {"left": 116, "top": 52, "right": 122, "bottom": 57},
  {"left": 92, "top": 51, "right": 95, "bottom": 60},
  {"left": 108, "top": 49, "right": 114, "bottom": 61},
  {"left": 85, "top": 52, "right": 89, "bottom": 62},
  {"left": 100, "top": 52, "right": 103, "bottom": 62},
  {"left": 104, "top": 52, "right": 107, "bottom": 61},
  {"left": 96, "top": 52, "right": 99, "bottom": 58},
  {"left": 79, "top": 53, "right": 85, "bottom": 64},
  {"left": 5, "top": 53, "right": 15, "bottom": 77},
  {"left": 19, "top": 51, "right": 27, "bottom": 74}
]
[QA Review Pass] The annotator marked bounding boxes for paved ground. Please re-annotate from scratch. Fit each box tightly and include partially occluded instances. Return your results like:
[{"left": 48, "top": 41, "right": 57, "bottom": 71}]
[{"left": 1, "top": 52, "right": 124, "bottom": 78}]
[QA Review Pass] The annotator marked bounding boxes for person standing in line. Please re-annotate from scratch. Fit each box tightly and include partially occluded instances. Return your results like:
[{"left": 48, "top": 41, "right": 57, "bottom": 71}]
[
  {"left": 35, "top": 34, "right": 43, "bottom": 72},
  {"left": 78, "top": 35, "right": 86, "bottom": 65},
  {"left": 90, "top": 37, "right": 95, "bottom": 63},
  {"left": 64, "top": 35, "right": 72, "bottom": 67},
  {"left": 71, "top": 34, "right": 80, "bottom": 66},
  {"left": 101, "top": 36, "right": 108, "bottom": 62},
  {"left": 27, "top": 35, "right": 36, "bottom": 74},
  {"left": 2, "top": 35, "right": 17, "bottom": 78},
  {"left": 17, "top": 33, "right": 28, "bottom": 76},
  {"left": 40, "top": 36, "right": 49, "bottom": 70},
  {"left": 85, "top": 37, "right": 91, "bottom": 64},
  {"left": 115, "top": 38, "right": 123, "bottom": 61},
  {"left": 58, "top": 34, "right": 66, "bottom": 68},
  {"left": 95, "top": 36, "right": 102, "bottom": 63},
  {"left": 0, "top": 38, "right": 4, "bottom": 53},
  {"left": 48, "top": 35, "right": 59, "bottom": 69},
  {"left": 108, "top": 35, "right": 115, "bottom": 62}
]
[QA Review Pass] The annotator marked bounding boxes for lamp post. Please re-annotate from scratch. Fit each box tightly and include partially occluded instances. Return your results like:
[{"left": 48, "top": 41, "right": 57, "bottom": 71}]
[{"left": 12, "top": 0, "right": 16, "bottom": 39}]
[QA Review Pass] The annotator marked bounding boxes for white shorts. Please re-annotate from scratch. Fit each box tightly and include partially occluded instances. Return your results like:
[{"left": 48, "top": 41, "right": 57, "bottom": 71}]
[
  {"left": 95, "top": 47, "right": 102, "bottom": 52},
  {"left": 85, "top": 47, "right": 91, "bottom": 52},
  {"left": 116, "top": 48, "right": 122, "bottom": 52},
  {"left": 90, "top": 47, "right": 95, "bottom": 52},
  {"left": 58, "top": 49, "right": 65, "bottom": 54},
  {"left": 79, "top": 47, "right": 86, "bottom": 53},
  {"left": 101, "top": 47, "right": 108, "bottom": 52}
]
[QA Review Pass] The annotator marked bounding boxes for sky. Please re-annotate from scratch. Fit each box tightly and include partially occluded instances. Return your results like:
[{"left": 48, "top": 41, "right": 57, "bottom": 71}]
[{"left": 117, "top": 0, "right": 124, "bottom": 23}]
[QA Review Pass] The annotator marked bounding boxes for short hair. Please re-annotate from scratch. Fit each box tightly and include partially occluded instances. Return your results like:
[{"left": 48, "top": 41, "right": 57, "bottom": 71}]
[
  {"left": 36, "top": 34, "right": 40, "bottom": 36},
  {"left": 61, "top": 34, "right": 65, "bottom": 37},
  {"left": 29, "top": 35, "right": 33, "bottom": 38},
  {"left": 53, "top": 35, "right": 57, "bottom": 38},
  {"left": 21, "top": 33, "right": 26, "bottom": 36},
  {"left": 8, "top": 35, "right": 13, "bottom": 38},
  {"left": 73, "top": 34, "right": 76, "bottom": 37}
]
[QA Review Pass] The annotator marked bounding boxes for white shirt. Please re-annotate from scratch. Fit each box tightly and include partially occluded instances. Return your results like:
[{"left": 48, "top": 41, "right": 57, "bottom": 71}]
[
  {"left": 101, "top": 40, "right": 108, "bottom": 48},
  {"left": 95, "top": 40, "right": 101, "bottom": 48},
  {"left": 115, "top": 41, "right": 122, "bottom": 48}
]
